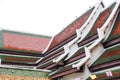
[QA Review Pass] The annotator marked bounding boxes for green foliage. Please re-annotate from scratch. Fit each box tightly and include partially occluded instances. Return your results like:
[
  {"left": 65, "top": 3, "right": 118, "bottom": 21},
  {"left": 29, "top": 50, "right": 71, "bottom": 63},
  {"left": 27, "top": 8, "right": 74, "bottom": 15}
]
[{"left": 0, "top": 68, "right": 49, "bottom": 78}]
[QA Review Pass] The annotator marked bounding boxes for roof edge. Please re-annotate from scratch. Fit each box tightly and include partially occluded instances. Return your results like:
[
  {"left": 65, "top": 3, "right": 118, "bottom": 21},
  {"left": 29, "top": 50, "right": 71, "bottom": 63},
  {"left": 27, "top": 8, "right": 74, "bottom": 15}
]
[{"left": 1, "top": 29, "right": 51, "bottom": 39}]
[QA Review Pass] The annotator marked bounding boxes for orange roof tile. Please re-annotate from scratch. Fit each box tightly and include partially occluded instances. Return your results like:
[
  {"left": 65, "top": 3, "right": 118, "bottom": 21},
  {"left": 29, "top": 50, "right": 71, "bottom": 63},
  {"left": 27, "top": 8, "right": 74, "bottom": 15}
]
[{"left": 1, "top": 30, "right": 51, "bottom": 53}]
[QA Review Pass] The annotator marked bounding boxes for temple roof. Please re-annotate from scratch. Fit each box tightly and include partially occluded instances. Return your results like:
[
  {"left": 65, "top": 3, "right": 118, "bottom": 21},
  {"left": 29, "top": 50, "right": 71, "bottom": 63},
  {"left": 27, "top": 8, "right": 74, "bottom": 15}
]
[
  {"left": 45, "top": 7, "right": 94, "bottom": 52},
  {"left": 91, "top": 44, "right": 120, "bottom": 68},
  {"left": 105, "top": 9, "right": 120, "bottom": 42},
  {"left": 0, "top": 0, "right": 119, "bottom": 79},
  {"left": 0, "top": 30, "right": 51, "bottom": 53},
  {"left": 83, "top": 2, "right": 116, "bottom": 40},
  {"left": 78, "top": 2, "right": 116, "bottom": 49},
  {"left": 90, "top": 8, "right": 120, "bottom": 72},
  {"left": 0, "top": 29, "right": 51, "bottom": 66}
]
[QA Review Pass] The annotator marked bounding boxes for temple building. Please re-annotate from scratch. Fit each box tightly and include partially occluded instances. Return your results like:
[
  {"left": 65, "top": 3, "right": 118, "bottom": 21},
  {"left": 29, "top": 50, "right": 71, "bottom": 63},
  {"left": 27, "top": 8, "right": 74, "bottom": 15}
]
[{"left": 0, "top": 0, "right": 120, "bottom": 80}]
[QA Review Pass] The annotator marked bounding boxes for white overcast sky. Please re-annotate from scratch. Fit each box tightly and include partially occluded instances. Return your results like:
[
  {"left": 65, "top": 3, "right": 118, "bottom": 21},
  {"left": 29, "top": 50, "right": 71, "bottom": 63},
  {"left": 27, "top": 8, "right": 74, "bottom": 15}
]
[{"left": 0, "top": 0, "right": 115, "bottom": 36}]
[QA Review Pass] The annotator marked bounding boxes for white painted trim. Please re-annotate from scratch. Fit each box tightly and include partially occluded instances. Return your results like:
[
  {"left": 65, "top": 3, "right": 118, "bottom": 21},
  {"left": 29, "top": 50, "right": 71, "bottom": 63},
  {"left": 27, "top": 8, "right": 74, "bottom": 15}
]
[
  {"left": 50, "top": 58, "right": 83, "bottom": 76},
  {"left": 72, "top": 47, "right": 91, "bottom": 69},
  {"left": 35, "top": 57, "right": 44, "bottom": 63},
  {"left": 37, "top": 36, "right": 56, "bottom": 64},
  {"left": 77, "top": 0, "right": 103, "bottom": 35},
  {"left": 0, "top": 65, "right": 51, "bottom": 72},
  {"left": 37, "top": 59, "right": 53, "bottom": 67},
  {"left": 101, "top": 0, "right": 120, "bottom": 31},
  {"left": 0, "top": 64, "right": 35, "bottom": 69},
  {"left": 0, "top": 58, "right": 1, "bottom": 65},
  {"left": 104, "top": 9, "right": 119, "bottom": 41},
  {"left": 77, "top": 0, "right": 104, "bottom": 43},
  {"left": 38, "top": 46, "right": 63, "bottom": 62},
  {"left": 49, "top": 67, "right": 62, "bottom": 76},
  {"left": 0, "top": 53, "right": 39, "bottom": 58},
  {"left": 36, "top": 44, "right": 63, "bottom": 63},
  {"left": 88, "top": 33, "right": 104, "bottom": 50},
  {"left": 65, "top": 39, "right": 96, "bottom": 61},
  {"left": 43, "top": 36, "right": 55, "bottom": 53},
  {"left": 105, "top": 43, "right": 120, "bottom": 51},
  {"left": 37, "top": 54, "right": 61, "bottom": 68},
  {"left": 53, "top": 45, "right": 70, "bottom": 63}
]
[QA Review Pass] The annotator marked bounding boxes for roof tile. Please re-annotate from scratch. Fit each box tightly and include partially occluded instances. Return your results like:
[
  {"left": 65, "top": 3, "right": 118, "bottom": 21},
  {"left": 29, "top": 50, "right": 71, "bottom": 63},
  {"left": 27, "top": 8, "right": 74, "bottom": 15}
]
[
  {"left": 86, "top": 3, "right": 116, "bottom": 39},
  {"left": 47, "top": 8, "right": 94, "bottom": 51},
  {"left": 2, "top": 30, "right": 51, "bottom": 53},
  {"left": 106, "top": 9, "right": 120, "bottom": 41}
]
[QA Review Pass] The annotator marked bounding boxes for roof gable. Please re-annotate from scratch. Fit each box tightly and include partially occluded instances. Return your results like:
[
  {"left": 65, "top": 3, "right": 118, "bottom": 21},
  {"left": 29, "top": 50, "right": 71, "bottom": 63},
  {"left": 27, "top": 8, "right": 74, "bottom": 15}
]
[
  {"left": 46, "top": 8, "right": 94, "bottom": 52},
  {"left": 106, "top": 10, "right": 120, "bottom": 41},
  {"left": 85, "top": 3, "right": 116, "bottom": 39}
]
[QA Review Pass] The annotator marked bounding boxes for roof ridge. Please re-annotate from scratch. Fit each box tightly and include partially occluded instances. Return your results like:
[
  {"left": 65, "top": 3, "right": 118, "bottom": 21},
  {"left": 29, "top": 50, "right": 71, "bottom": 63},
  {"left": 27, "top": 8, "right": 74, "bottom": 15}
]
[{"left": 1, "top": 29, "right": 51, "bottom": 39}]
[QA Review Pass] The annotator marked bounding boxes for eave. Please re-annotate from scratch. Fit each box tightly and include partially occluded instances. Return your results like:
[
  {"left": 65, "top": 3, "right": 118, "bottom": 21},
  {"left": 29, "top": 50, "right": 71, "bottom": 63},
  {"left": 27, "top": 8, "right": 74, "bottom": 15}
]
[
  {"left": 90, "top": 41, "right": 120, "bottom": 72},
  {"left": 44, "top": 34, "right": 77, "bottom": 55},
  {"left": 50, "top": 60, "right": 84, "bottom": 79},
  {"left": 38, "top": 49, "right": 64, "bottom": 65},
  {"left": 0, "top": 49, "right": 44, "bottom": 57},
  {"left": 90, "top": 59, "right": 120, "bottom": 72},
  {"left": 2, "top": 61, "right": 37, "bottom": 67},
  {"left": 51, "top": 68, "right": 80, "bottom": 79},
  {"left": 88, "top": 66, "right": 120, "bottom": 80}
]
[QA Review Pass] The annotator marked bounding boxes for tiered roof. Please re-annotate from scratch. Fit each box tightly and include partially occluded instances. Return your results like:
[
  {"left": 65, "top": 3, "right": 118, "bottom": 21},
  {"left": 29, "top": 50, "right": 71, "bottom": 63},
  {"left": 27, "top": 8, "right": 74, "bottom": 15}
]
[
  {"left": 38, "top": 7, "right": 95, "bottom": 68},
  {"left": 0, "top": 30, "right": 51, "bottom": 66},
  {"left": 90, "top": 11, "right": 120, "bottom": 72},
  {"left": 78, "top": 3, "right": 116, "bottom": 46},
  {"left": 37, "top": 1, "right": 120, "bottom": 79},
  {"left": 0, "top": 0, "right": 119, "bottom": 80},
  {"left": 90, "top": 44, "right": 120, "bottom": 71},
  {"left": 0, "top": 30, "right": 51, "bottom": 80},
  {"left": 37, "top": 1, "right": 105, "bottom": 79},
  {"left": 70, "top": 3, "right": 116, "bottom": 64}
]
